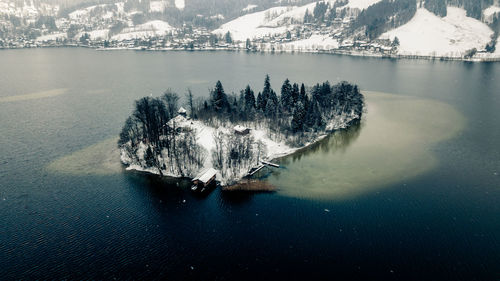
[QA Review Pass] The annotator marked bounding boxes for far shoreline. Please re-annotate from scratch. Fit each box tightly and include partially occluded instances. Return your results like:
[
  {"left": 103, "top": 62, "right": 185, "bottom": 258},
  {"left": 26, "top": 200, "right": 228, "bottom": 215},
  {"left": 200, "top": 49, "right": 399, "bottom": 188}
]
[{"left": 2, "top": 45, "right": 499, "bottom": 63}]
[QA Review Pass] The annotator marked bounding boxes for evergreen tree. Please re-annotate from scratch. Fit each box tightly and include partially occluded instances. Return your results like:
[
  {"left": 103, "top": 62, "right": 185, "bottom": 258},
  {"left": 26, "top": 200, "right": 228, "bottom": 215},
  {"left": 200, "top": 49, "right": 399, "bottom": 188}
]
[
  {"left": 291, "top": 83, "right": 300, "bottom": 105},
  {"left": 243, "top": 85, "right": 256, "bottom": 110},
  {"left": 291, "top": 101, "right": 305, "bottom": 133},
  {"left": 225, "top": 31, "right": 232, "bottom": 44},
  {"left": 280, "top": 79, "right": 293, "bottom": 111},
  {"left": 211, "top": 80, "right": 229, "bottom": 113},
  {"left": 257, "top": 92, "right": 264, "bottom": 111},
  {"left": 299, "top": 83, "right": 307, "bottom": 104}
]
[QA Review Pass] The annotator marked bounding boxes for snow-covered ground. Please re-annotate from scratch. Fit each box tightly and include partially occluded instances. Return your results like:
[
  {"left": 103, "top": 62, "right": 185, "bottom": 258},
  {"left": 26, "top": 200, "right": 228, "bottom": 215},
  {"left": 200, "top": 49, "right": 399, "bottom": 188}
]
[
  {"left": 381, "top": 7, "right": 494, "bottom": 58},
  {"left": 111, "top": 20, "right": 174, "bottom": 41},
  {"left": 36, "top": 32, "right": 67, "bottom": 42},
  {"left": 212, "top": 6, "right": 294, "bottom": 41},
  {"left": 76, "top": 29, "right": 110, "bottom": 40},
  {"left": 283, "top": 34, "right": 339, "bottom": 51}
]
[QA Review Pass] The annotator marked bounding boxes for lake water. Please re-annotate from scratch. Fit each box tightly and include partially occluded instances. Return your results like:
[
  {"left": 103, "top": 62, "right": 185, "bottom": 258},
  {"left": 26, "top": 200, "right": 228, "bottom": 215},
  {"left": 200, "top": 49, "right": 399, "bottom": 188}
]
[{"left": 0, "top": 49, "right": 499, "bottom": 280}]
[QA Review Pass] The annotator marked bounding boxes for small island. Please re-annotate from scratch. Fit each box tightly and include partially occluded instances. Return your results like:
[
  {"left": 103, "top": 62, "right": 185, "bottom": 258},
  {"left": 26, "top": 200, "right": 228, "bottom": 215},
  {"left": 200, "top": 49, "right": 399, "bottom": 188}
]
[{"left": 118, "top": 75, "right": 364, "bottom": 188}]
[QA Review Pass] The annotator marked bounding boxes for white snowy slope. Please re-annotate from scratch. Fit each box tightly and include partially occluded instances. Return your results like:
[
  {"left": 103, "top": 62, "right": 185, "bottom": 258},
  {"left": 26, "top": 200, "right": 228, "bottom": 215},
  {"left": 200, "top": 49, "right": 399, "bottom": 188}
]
[
  {"left": 212, "top": 6, "right": 294, "bottom": 41},
  {"left": 175, "top": 0, "right": 185, "bottom": 10},
  {"left": 381, "top": 7, "right": 494, "bottom": 57},
  {"left": 341, "top": 0, "right": 382, "bottom": 10},
  {"left": 111, "top": 20, "right": 174, "bottom": 40},
  {"left": 266, "top": 2, "right": 316, "bottom": 27},
  {"left": 283, "top": 34, "right": 339, "bottom": 51}
]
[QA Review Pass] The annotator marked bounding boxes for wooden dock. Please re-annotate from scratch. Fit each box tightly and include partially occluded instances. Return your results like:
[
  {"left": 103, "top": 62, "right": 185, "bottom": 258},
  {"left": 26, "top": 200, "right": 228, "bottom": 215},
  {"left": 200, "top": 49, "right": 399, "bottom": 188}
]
[
  {"left": 247, "top": 165, "right": 266, "bottom": 176},
  {"left": 261, "top": 161, "right": 280, "bottom": 168},
  {"left": 246, "top": 161, "right": 281, "bottom": 177}
]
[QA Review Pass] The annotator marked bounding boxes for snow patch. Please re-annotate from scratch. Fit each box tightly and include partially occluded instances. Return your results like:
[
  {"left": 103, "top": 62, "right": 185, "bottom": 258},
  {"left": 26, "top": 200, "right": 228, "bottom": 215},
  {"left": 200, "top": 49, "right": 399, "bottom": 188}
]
[
  {"left": 242, "top": 4, "right": 258, "bottom": 12},
  {"left": 175, "top": 0, "right": 185, "bottom": 10}
]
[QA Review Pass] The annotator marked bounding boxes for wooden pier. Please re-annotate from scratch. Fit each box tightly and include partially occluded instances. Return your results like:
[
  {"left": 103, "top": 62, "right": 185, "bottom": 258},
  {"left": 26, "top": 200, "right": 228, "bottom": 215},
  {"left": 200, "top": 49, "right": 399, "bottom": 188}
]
[{"left": 246, "top": 161, "right": 281, "bottom": 177}]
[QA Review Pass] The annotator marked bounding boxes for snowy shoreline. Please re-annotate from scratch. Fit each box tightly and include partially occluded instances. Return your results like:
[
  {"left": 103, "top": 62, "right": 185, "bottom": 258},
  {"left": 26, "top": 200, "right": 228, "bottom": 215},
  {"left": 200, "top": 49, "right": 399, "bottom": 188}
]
[
  {"left": 121, "top": 111, "right": 361, "bottom": 187},
  {"left": 1, "top": 45, "right": 498, "bottom": 62},
  {"left": 97, "top": 46, "right": 500, "bottom": 62}
]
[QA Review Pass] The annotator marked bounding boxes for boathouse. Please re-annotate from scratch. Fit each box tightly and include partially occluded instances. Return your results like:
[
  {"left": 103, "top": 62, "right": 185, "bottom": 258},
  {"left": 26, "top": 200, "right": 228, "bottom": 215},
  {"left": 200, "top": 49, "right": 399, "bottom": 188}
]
[{"left": 192, "top": 168, "right": 217, "bottom": 190}]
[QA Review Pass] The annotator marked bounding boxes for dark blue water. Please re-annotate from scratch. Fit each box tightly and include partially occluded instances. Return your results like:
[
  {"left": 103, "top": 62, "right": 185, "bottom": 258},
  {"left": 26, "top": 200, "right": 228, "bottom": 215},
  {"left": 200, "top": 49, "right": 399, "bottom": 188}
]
[{"left": 0, "top": 49, "right": 499, "bottom": 280}]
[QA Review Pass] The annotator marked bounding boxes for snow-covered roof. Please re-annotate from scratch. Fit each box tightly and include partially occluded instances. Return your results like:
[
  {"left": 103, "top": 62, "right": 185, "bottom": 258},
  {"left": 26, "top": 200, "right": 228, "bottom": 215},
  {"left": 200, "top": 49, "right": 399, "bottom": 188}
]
[
  {"left": 178, "top": 106, "right": 187, "bottom": 114},
  {"left": 194, "top": 168, "right": 217, "bottom": 183},
  {"left": 234, "top": 125, "right": 250, "bottom": 133}
]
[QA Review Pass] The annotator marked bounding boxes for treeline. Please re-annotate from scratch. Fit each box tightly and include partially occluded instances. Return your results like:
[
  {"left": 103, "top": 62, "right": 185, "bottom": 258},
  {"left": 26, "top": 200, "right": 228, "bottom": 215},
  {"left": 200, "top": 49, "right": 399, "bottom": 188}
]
[
  {"left": 194, "top": 75, "right": 364, "bottom": 141},
  {"left": 351, "top": 0, "right": 417, "bottom": 40}
]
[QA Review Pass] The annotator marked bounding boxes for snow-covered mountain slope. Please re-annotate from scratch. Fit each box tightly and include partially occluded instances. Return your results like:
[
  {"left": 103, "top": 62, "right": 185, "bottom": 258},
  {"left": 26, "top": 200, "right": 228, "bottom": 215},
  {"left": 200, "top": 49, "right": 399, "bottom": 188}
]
[
  {"left": 212, "top": 6, "right": 293, "bottom": 41},
  {"left": 381, "top": 7, "right": 494, "bottom": 57},
  {"left": 266, "top": 2, "right": 316, "bottom": 27},
  {"left": 111, "top": 20, "right": 174, "bottom": 40},
  {"left": 341, "top": 0, "right": 382, "bottom": 10}
]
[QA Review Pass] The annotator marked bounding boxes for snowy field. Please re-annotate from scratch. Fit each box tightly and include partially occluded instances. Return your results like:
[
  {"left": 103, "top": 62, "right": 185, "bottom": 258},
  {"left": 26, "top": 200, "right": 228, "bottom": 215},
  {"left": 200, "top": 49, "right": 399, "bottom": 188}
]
[
  {"left": 111, "top": 20, "right": 174, "bottom": 41},
  {"left": 213, "top": 6, "right": 293, "bottom": 41},
  {"left": 381, "top": 7, "right": 494, "bottom": 58}
]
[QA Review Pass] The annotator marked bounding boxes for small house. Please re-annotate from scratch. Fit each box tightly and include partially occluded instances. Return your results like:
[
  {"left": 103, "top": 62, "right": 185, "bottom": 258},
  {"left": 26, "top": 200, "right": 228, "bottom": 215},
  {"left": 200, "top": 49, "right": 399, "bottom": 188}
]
[
  {"left": 178, "top": 107, "right": 187, "bottom": 117},
  {"left": 192, "top": 168, "right": 217, "bottom": 191},
  {"left": 234, "top": 125, "right": 250, "bottom": 135}
]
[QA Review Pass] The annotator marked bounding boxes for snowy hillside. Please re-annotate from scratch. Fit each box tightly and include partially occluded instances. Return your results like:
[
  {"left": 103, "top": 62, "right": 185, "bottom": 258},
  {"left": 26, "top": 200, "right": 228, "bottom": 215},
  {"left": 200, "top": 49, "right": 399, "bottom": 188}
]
[
  {"left": 213, "top": 6, "right": 293, "bottom": 41},
  {"left": 381, "top": 7, "right": 494, "bottom": 57},
  {"left": 342, "top": 0, "right": 382, "bottom": 10},
  {"left": 111, "top": 20, "right": 174, "bottom": 40},
  {"left": 213, "top": 0, "right": 385, "bottom": 42}
]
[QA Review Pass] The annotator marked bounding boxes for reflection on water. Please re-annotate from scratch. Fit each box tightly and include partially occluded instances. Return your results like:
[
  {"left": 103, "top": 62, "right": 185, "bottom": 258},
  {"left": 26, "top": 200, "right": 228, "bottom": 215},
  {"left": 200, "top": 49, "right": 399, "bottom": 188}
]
[
  {"left": 269, "top": 91, "right": 466, "bottom": 200},
  {"left": 0, "top": 88, "right": 67, "bottom": 103}
]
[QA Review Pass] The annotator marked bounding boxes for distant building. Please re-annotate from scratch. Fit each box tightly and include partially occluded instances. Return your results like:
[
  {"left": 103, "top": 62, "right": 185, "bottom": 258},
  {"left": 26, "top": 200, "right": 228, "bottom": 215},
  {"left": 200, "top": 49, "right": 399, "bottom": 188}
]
[
  {"left": 234, "top": 125, "right": 250, "bottom": 135},
  {"left": 178, "top": 106, "right": 187, "bottom": 117}
]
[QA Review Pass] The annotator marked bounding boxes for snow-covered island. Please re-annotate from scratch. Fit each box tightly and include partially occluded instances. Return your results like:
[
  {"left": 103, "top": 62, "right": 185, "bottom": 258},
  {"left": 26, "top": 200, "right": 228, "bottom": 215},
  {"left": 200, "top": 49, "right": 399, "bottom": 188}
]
[{"left": 118, "top": 76, "right": 364, "bottom": 187}]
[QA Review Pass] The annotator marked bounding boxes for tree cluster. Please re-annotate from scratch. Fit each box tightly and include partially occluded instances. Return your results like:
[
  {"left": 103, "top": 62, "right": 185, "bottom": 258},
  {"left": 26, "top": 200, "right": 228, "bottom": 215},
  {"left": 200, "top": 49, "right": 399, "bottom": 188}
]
[
  {"left": 194, "top": 75, "right": 364, "bottom": 140},
  {"left": 118, "top": 90, "right": 204, "bottom": 176}
]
